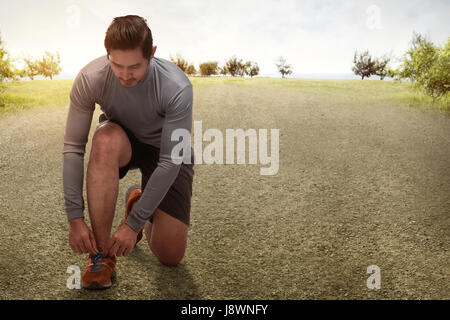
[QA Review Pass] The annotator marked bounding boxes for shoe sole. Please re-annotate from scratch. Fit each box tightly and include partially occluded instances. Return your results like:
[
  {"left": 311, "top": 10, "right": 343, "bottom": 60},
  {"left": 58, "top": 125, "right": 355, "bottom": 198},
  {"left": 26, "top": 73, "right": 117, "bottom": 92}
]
[
  {"left": 125, "top": 184, "right": 144, "bottom": 246},
  {"left": 82, "top": 270, "right": 116, "bottom": 290},
  {"left": 125, "top": 184, "right": 141, "bottom": 205}
]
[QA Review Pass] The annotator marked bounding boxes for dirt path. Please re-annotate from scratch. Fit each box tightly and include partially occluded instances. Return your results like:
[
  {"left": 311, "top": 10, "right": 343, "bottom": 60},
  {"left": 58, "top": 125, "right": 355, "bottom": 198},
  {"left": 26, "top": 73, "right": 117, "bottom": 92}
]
[{"left": 0, "top": 82, "right": 449, "bottom": 299}]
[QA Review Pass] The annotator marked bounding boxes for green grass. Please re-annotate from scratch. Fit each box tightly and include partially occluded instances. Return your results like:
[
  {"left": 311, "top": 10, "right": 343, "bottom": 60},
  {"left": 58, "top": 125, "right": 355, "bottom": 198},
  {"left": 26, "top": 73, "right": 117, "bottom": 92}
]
[
  {"left": 199, "top": 77, "right": 450, "bottom": 112},
  {"left": 0, "top": 77, "right": 448, "bottom": 115},
  {"left": 0, "top": 80, "right": 72, "bottom": 114}
]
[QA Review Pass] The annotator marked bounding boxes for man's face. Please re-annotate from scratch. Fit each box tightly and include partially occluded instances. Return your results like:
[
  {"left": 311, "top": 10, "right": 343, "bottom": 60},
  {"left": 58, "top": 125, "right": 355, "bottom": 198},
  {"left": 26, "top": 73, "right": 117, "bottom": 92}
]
[{"left": 109, "top": 47, "right": 153, "bottom": 88}]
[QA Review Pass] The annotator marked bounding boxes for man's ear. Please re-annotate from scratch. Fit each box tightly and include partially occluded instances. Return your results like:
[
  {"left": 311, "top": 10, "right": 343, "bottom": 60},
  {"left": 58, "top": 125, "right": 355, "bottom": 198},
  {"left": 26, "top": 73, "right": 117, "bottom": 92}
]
[{"left": 150, "top": 45, "right": 157, "bottom": 59}]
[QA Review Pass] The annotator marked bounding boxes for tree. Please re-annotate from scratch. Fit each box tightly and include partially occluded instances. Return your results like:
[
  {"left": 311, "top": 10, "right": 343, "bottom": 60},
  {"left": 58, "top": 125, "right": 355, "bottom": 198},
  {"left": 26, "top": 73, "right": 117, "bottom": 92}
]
[
  {"left": 225, "top": 56, "right": 244, "bottom": 77},
  {"left": 23, "top": 56, "right": 40, "bottom": 80},
  {"left": 425, "top": 38, "right": 450, "bottom": 99},
  {"left": 394, "top": 32, "right": 449, "bottom": 100},
  {"left": 245, "top": 61, "right": 259, "bottom": 78},
  {"left": 199, "top": 61, "right": 218, "bottom": 77},
  {"left": 386, "top": 68, "right": 399, "bottom": 80},
  {"left": 236, "top": 61, "right": 249, "bottom": 77},
  {"left": 170, "top": 53, "right": 189, "bottom": 73},
  {"left": 409, "top": 37, "right": 449, "bottom": 99},
  {"left": 38, "top": 51, "right": 62, "bottom": 80},
  {"left": 374, "top": 55, "right": 391, "bottom": 80},
  {"left": 352, "top": 50, "right": 376, "bottom": 80},
  {"left": 398, "top": 32, "right": 435, "bottom": 82},
  {"left": 275, "top": 56, "right": 293, "bottom": 78},
  {"left": 185, "top": 63, "right": 197, "bottom": 76},
  {"left": 218, "top": 65, "right": 229, "bottom": 76},
  {"left": 13, "top": 67, "right": 27, "bottom": 80},
  {"left": 0, "top": 33, "right": 15, "bottom": 81}
]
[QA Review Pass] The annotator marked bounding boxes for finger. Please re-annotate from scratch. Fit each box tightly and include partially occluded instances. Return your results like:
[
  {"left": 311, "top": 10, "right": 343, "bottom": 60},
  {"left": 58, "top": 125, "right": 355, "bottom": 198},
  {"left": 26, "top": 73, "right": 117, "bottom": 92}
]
[
  {"left": 83, "top": 237, "right": 96, "bottom": 255},
  {"left": 124, "top": 246, "right": 132, "bottom": 257},
  {"left": 78, "top": 239, "right": 88, "bottom": 254},
  {"left": 108, "top": 240, "right": 120, "bottom": 257},
  {"left": 103, "top": 239, "right": 112, "bottom": 257},
  {"left": 111, "top": 242, "right": 120, "bottom": 257},
  {"left": 117, "top": 245, "right": 126, "bottom": 257},
  {"left": 70, "top": 243, "right": 78, "bottom": 253},
  {"left": 72, "top": 243, "right": 82, "bottom": 254},
  {"left": 89, "top": 232, "right": 99, "bottom": 253}
]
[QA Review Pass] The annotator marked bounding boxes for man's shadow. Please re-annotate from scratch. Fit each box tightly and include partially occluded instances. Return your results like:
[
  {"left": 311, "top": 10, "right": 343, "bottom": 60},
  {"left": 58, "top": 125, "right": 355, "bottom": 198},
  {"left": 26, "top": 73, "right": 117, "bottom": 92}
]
[{"left": 130, "top": 245, "right": 201, "bottom": 299}]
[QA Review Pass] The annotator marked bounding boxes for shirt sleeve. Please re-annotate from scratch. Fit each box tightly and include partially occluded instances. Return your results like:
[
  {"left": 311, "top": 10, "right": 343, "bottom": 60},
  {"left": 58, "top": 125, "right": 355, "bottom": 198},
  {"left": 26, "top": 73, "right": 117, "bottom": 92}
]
[
  {"left": 62, "top": 71, "right": 96, "bottom": 221},
  {"left": 125, "top": 84, "right": 193, "bottom": 232}
]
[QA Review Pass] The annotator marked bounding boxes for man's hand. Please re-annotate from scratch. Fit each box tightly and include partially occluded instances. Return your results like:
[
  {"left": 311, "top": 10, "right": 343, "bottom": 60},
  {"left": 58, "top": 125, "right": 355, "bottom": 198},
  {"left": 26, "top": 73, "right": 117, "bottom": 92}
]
[
  {"left": 69, "top": 218, "right": 98, "bottom": 255},
  {"left": 105, "top": 223, "right": 138, "bottom": 257}
]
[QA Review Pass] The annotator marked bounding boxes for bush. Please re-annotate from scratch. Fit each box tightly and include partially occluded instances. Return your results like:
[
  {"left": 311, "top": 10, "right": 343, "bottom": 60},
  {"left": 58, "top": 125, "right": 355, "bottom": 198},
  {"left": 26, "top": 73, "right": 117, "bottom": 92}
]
[
  {"left": 199, "top": 61, "right": 218, "bottom": 76},
  {"left": 396, "top": 33, "right": 449, "bottom": 100},
  {"left": 420, "top": 39, "right": 449, "bottom": 99}
]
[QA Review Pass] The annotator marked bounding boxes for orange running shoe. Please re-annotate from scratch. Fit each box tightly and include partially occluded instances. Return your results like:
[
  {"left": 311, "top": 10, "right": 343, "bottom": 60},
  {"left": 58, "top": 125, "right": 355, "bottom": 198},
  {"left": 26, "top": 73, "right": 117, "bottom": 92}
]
[
  {"left": 121, "top": 185, "right": 144, "bottom": 245},
  {"left": 81, "top": 252, "right": 116, "bottom": 289}
]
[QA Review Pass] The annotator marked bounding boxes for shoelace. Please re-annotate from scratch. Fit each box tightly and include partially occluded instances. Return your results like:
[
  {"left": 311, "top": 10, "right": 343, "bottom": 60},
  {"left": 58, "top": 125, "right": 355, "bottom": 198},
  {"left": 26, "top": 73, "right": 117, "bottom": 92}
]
[{"left": 90, "top": 252, "right": 104, "bottom": 271}]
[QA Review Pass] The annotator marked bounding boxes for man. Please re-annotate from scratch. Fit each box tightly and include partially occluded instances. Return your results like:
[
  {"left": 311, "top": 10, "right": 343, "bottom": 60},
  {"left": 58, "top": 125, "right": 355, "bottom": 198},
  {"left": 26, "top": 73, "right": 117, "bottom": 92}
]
[{"left": 62, "top": 15, "right": 195, "bottom": 289}]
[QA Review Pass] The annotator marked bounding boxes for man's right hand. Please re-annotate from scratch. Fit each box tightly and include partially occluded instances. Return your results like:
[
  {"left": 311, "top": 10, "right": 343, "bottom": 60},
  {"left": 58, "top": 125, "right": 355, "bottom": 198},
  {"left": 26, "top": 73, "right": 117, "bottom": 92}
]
[{"left": 69, "top": 218, "right": 99, "bottom": 255}]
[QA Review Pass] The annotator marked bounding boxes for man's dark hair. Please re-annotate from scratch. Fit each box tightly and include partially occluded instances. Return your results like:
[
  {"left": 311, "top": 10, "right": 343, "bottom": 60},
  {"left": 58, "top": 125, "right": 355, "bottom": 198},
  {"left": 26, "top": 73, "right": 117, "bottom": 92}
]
[{"left": 104, "top": 15, "right": 153, "bottom": 60}]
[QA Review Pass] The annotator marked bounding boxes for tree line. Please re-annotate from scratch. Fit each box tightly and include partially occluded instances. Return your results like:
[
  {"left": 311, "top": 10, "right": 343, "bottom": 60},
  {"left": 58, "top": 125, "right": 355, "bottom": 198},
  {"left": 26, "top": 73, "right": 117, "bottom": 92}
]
[
  {"left": 2, "top": 28, "right": 295, "bottom": 81},
  {"left": 352, "top": 31, "right": 449, "bottom": 100},
  {"left": 170, "top": 54, "right": 293, "bottom": 78},
  {"left": 0, "top": 33, "right": 62, "bottom": 81}
]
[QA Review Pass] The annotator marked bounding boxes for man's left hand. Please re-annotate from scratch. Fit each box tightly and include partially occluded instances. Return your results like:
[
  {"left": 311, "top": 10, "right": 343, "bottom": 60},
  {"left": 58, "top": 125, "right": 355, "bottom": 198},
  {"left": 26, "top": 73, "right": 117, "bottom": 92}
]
[{"left": 105, "top": 223, "right": 138, "bottom": 257}]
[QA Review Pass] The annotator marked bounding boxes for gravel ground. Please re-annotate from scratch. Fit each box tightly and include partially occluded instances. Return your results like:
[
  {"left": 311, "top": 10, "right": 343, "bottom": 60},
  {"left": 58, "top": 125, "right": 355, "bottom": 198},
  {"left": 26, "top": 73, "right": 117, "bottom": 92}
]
[{"left": 0, "top": 79, "right": 449, "bottom": 300}]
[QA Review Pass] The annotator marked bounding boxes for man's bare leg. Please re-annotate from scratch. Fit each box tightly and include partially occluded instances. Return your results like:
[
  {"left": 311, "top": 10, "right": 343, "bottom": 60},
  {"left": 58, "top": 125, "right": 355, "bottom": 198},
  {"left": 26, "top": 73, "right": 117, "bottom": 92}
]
[
  {"left": 144, "top": 209, "right": 188, "bottom": 266},
  {"left": 86, "top": 122, "right": 132, "bottom": 252},
  {"left": 144, "top": 221, "right": 153, "bottom": 249}
]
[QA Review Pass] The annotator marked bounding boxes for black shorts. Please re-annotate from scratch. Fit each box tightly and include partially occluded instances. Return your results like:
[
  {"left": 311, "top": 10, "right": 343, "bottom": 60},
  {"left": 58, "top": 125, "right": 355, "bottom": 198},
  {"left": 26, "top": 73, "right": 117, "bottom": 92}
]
[{"left": 97, "top": 114, "right": 194, "bottom": 226}]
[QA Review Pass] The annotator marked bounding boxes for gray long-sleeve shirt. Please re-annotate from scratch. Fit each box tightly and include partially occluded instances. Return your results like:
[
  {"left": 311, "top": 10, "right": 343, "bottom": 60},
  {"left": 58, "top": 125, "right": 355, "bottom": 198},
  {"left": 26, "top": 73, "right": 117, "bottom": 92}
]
[{"left": 62, "top": 55, "right": 194, "bottom": 232}]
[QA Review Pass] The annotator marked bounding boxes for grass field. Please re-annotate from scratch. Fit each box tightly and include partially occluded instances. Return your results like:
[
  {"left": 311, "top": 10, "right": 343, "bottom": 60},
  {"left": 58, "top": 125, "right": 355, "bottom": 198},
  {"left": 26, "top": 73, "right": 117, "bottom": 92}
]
[
  {"left": 0, "top": 77, "right": 449, "bottom": 115},
  {"left": 0, "top": 78, "right": 449, "bottom": 299}
]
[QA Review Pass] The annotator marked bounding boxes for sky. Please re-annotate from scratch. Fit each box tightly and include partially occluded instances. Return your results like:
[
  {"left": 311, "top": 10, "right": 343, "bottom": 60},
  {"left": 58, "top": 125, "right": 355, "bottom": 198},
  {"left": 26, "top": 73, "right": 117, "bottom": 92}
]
[{"left": 0, "top": 0, "right": 449, "bottom": 78}]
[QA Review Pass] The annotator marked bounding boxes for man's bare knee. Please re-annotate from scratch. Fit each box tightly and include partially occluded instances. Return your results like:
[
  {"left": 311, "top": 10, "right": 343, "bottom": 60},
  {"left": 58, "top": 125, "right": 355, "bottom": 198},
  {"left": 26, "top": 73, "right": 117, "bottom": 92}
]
[
  {"left": 151, "top": 239, "right": 186, "bottom": 266},
  {"left": 148, "top": 209, "right": 188, "bottom": 266},
  {"left": 90, "top": 123, "right": 131, "bottom": 167}
]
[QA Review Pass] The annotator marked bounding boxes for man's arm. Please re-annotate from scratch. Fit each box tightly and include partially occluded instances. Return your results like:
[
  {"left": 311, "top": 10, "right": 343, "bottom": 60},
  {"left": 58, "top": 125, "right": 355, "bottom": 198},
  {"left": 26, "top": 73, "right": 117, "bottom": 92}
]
[
  {"left": 62, "top": 71, "right": 96, "bottom": 221},
  {"left": 124, "top": 84, "right": 193, "bottom": 232}
]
